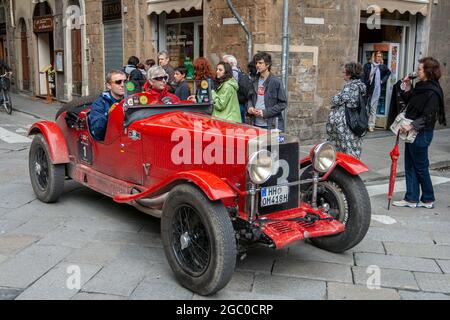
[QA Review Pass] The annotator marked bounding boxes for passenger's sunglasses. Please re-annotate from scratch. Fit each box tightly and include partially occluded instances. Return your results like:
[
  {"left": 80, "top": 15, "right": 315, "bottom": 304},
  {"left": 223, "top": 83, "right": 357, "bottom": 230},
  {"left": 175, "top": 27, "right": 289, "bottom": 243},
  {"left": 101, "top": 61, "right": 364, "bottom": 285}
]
[{"left": 152, "top": 76, "right": 168, "bottom": 82}]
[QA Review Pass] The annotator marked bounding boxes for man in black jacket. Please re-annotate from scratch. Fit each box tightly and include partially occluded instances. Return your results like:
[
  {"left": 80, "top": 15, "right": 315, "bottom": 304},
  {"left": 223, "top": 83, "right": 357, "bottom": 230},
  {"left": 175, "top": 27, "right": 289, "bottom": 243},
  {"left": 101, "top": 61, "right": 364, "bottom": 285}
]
[
  {"left": 362, "top": 51, "right": 391, "bottom": 131},
  {"left": 247, "top": 52, "right": 287, "bottom": 131}
]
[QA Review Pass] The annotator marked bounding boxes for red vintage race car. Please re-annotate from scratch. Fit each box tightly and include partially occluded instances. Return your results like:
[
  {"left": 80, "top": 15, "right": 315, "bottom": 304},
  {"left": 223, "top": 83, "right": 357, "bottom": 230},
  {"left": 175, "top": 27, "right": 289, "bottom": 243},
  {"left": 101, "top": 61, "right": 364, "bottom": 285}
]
[{"left": 28, "top": 82, "right": 371, "bottom": 296}]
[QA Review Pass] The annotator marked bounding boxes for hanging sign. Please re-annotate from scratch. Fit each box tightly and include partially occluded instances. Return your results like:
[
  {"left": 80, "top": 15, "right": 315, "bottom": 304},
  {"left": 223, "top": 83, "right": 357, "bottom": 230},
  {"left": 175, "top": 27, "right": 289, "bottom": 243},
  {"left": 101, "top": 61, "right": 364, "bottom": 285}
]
[{"left": 34, "top": 16, "right": 54, "bottom": 33}]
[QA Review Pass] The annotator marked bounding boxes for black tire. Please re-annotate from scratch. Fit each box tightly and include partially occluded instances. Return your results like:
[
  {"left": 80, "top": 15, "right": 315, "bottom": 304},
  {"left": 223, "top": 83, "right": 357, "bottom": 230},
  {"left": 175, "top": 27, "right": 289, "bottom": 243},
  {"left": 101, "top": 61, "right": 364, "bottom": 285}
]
[
  {"left": 301, "top": 166, "right": 371, "bottom": 253},
  {"left": 4, "top": 92, "right": 12, "bottom": 115},
  {"left": 29, "top": 134, "right": 65, "bottom": 203},
  {"left": 161, "top": 184, "right": 237, "bottom": 296}
]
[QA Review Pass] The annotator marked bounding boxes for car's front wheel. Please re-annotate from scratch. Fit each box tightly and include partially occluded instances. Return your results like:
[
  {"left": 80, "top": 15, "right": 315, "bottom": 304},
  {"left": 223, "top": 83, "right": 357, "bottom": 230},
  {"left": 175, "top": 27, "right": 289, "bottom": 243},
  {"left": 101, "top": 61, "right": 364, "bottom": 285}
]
[
  {"left": 29, "top": 134, "right": 65, "bottom": 203},
  {"left": 301, "top": 166, "right": 371, "bottom": 253},
  {"left": 161, "top": 184, "right": 236, "bottom": 296}
]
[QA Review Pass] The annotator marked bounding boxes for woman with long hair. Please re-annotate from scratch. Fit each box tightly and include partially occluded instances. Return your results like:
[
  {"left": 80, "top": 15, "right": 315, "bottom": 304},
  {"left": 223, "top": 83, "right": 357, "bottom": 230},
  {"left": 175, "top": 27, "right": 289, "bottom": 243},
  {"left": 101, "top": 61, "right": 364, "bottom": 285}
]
[
  {"left": 392, "top": 57, "right": 446, "bottom": 209},
  {"left": 362, "top": 51, "right": 392, "bottom": 132},
  {"left": 211, "top": 62, "right": 242, "bottom": 123}
]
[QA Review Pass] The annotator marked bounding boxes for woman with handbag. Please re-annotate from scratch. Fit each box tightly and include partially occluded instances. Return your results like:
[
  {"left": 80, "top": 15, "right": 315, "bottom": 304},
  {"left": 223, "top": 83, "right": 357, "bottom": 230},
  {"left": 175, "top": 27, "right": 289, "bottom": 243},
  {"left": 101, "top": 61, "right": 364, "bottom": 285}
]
[
  {"left": 326, "top": 62, "right": 367, "bottom": 159},
  {"left": 393, "top": 57, "right": 447, "bottom": 209}
]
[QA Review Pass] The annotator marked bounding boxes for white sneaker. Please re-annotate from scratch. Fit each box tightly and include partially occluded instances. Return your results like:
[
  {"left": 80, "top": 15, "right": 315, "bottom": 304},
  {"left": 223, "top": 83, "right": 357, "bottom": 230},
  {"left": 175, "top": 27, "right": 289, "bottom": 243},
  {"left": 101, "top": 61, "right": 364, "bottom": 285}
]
[
  {"left": 392, "top": 200, "right": 418, "bottom": 208},
  {"left": 418, "top": 202, "right": 435, "bottom": 209}
]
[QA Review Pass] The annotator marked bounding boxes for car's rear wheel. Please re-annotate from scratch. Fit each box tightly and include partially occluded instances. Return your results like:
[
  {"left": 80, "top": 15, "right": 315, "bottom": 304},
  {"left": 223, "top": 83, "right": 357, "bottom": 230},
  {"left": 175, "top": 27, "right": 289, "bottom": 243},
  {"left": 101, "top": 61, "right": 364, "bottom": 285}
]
[
  {"left": 29, "top": 134, "right": 65, "bottom": 203},
  {"left": 161, "top": 184, "right": 236, "bottom": 296},
  {"left": 301, "top": 166, "right": 371, "bottom": 253}
]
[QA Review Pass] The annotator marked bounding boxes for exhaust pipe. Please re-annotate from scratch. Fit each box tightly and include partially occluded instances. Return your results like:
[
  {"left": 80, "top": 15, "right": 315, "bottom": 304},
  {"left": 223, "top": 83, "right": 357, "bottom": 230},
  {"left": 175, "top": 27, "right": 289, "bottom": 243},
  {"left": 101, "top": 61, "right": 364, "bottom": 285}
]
[{"left": 136, "top": 193, "right": 168, "bottom": 208}]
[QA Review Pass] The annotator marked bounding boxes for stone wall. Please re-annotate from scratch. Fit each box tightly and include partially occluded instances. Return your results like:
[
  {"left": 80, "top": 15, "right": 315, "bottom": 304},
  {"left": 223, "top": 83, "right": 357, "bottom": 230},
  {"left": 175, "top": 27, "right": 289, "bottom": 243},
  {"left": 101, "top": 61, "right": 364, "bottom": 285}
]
[
  {"left": 428, "top": 1, "right": 450, "bottom": 127},
  {"left": 206, "top": 0, "right": 361, "bottom": 144},
  {"left": 84, "top": 0, "right": 105, "bottom": 94}
]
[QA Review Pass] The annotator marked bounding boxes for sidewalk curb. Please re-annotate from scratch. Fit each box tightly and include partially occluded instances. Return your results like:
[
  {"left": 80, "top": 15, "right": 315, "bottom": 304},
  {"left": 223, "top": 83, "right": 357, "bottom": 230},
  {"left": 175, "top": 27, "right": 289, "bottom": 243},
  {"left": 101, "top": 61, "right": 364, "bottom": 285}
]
[{"left": 363, "top": 160, "right": 450, "bottom": 183}]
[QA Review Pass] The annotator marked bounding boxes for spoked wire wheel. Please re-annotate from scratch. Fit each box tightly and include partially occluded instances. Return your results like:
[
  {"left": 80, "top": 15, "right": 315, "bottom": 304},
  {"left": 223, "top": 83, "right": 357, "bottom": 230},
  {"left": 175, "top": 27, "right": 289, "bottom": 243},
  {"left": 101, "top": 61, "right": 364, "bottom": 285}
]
[{"left": 171, "top": 205, "right": 211, "bottom": 277}]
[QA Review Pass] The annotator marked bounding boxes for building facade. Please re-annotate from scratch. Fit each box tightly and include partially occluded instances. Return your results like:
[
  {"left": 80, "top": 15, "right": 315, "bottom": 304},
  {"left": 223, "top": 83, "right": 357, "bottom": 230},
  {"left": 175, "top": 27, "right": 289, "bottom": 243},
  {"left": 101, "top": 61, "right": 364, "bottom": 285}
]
[{"left": 3, "top": 0, "right": 449, "bottom": 143}]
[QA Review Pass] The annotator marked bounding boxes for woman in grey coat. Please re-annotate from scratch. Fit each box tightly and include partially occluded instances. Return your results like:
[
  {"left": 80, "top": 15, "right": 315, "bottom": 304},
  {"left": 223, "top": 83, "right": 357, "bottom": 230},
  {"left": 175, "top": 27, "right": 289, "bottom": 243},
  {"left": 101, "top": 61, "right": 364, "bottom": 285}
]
[{"left": 326, "top": 62, "right": 367, "bottom": 159}]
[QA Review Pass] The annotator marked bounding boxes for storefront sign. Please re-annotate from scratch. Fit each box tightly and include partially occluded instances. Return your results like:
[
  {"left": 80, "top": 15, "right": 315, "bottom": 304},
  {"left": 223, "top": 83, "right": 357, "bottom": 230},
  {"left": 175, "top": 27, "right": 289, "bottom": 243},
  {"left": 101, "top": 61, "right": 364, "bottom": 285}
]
[
  {"left": 103, "top": 0, "right": 122, "bottom": 22},
  {"left": 34, "top": 16, "right": 53, "bottom": 33}
]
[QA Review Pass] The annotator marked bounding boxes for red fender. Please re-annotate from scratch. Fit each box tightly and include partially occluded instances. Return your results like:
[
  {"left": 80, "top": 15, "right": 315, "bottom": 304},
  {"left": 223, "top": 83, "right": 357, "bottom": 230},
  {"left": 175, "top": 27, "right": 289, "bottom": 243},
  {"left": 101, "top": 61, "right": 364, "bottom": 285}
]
[
  {"left": 28, "top": 121, "right": 70, "bottom": 164},
  {"left": 113, "top": 170, "right": 237, "bottom": 203},
  {"left": 300, "top": 152, "right": 368, "bottom": 176}
]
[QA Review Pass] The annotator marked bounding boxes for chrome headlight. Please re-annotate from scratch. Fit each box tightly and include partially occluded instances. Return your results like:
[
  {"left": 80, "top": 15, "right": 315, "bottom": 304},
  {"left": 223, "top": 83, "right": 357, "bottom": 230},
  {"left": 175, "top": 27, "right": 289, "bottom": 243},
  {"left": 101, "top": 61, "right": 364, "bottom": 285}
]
[
  {"left": 312, "top": 142, "right": 336, "bottom": 173},
  {"left": 247, "top": 150, "right": 274, "bottom": 185}
]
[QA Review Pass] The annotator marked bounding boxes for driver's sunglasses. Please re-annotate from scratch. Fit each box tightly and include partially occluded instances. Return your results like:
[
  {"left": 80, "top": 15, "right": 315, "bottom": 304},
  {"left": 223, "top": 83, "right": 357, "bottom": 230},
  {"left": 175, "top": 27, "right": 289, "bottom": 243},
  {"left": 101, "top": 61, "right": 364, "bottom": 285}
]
[
  {"left": 153, "top": 76, "right": 168, "bottom": 82},
  {"left": 111, "top": 79, "right": 126, "bottom": 85}
]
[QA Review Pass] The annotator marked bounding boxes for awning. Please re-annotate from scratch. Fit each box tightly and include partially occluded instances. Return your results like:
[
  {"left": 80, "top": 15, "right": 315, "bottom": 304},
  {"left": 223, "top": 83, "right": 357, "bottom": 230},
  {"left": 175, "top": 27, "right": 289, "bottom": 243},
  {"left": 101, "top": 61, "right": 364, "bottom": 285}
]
[
  {"left": 147, "top": 0, "right": 203, "bottom": 15},
  {"left": 361, "top": 0, "right": 429, "bottom": 16}
]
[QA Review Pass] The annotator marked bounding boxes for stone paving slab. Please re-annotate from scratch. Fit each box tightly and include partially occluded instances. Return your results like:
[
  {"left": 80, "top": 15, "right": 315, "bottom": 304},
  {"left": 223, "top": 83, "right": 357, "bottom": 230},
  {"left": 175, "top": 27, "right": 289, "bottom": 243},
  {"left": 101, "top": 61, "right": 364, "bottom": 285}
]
[
  {"left": 71, "top": 292, "right": 129, "bottom": 300},
  {"left": 0, "top": 219, "right": 26, "bottom": 235},
  {"left": 81, "top": 258, "right": 152, "bottom": 297},
  {"left": 235, "top": 254, "right": 276, "bottom": 274},
  {"left": 286, "top": 243, "right": 355, "bottom": 266},
  {"left": 384, "top": 242, "right": 450, "bottom": 260},
  {"left": 399, "top": 290, "right": 450, "bottom": 300},
  {"left": 365, "top": 227, "right": 435, "bottom": 245},
  {"left": 432, "top": 232, "right": 450, "bottom": 246},
  {"left": 414, "top": 272, "right": 450, "bottom": 294},
  {"left": 64, "top": 242, "right": 125, "bottom": 266},
  {"left": 437, "top": 260, "right": 450, "bottom": 274},
  {"left": 0, "top": 234, "right": 39, "bottom": 256},
  {"left": 16, "top": 262, "right": 102, "bottom": 300},
  {"left": 352, "top": 266, "right": 419, "bottom": 291},
  {"left": 193, "top": 291, "right": 294, "bottom": 300},
  {"left": 327, "top": 282, "right": 401, "bottom": 300},
  {"left": 8, "top": 216, "right": 66, "bottom": 237},
  {"left": 252, "top": 274, "right": 326, "bottom": 300},
  {"left": 93, "top": 230, "right": 162, "bottom": 248},
  {"left": 0, "top": 244, "right": 72, "bottom": 289},
  {"left": 272, "top": 259, "right": 353, "bottom": 283},
  {"left": 37, "top": 226, "right": 98, "bottom": 249},
  {"left": 65, "top": 216, "right": 144, "bottom": 234},
  {"left": 0, "top": 184, "right": 36, "bottom": 209},
  {"left": 355, "top": 253, "right": 441, "bottom": 273},
  {"left": 0, "top": 254, "right": 7, "bottom": 265},
  {"left": 0, "top": 287, "right": 23, "bottom": 300},
  {"left": 347, "top": 239, "right": 386, "bottom": 254},
  {"left": 130, "top": 278, "right": 194, "bottom": 300}
]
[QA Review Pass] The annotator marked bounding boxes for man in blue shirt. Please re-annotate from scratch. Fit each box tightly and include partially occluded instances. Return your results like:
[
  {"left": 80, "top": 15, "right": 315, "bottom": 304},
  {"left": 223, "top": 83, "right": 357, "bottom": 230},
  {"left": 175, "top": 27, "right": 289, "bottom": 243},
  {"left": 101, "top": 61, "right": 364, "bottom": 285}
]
[{"left": 89, "top": 70, "right": 126, "bottom": 141}]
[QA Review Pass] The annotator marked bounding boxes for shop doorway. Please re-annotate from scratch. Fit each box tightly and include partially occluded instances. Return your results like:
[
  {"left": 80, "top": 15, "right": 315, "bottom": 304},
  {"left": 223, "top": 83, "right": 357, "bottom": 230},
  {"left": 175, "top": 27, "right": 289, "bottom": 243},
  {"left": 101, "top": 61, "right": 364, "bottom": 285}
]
[
  {"left": 159, "top": 9, "right": 203, "bottom": 69},
  {"left": 359, "top": 11, "right": 418, "bottom": 129},
  {"left": 33, "top": 1, "right": 55, "bottom": 97},
  {"left": 20, "top": 19, "right": 30, "bottom": 91}
]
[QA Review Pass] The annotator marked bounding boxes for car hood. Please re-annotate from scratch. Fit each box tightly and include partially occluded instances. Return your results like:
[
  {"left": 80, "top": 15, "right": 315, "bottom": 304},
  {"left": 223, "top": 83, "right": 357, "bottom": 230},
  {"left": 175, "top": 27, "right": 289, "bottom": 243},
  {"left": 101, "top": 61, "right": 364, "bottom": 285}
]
[{"left": 131, "top": 111, "right": 268, "bottom": 141}]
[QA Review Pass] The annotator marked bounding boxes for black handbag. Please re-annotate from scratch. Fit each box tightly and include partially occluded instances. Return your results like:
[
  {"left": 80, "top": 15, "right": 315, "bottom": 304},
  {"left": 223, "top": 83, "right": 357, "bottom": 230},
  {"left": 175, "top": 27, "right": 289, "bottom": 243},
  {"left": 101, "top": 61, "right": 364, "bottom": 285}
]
[{"left": 345, "top": 91, "right": 369, "bottom": 137}]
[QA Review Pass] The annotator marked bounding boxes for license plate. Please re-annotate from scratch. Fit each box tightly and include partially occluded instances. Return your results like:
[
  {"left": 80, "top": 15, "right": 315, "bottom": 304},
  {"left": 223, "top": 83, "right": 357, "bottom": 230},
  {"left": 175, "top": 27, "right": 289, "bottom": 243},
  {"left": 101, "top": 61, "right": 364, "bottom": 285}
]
[{"left": 260, "top": 186, "right": 289, "bottom": 207}]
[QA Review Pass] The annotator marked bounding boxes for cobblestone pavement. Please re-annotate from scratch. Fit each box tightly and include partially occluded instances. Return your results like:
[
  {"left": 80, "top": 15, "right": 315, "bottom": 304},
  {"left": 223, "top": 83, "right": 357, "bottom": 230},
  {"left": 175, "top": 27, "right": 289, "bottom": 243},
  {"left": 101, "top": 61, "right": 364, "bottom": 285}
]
[{"left": 1, "top": 107, "right": 450, "bottom": 300}]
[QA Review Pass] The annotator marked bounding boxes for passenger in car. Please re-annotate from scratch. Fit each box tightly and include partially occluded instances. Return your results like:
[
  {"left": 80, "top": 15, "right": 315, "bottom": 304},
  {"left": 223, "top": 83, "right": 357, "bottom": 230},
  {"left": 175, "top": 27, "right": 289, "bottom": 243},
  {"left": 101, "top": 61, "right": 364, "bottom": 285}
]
[
  {"left": 89, "top": 70, "right": 126, "bottom": 141},
  {"left": 145, "top": 66, "right": 184, "bottom": 104}
]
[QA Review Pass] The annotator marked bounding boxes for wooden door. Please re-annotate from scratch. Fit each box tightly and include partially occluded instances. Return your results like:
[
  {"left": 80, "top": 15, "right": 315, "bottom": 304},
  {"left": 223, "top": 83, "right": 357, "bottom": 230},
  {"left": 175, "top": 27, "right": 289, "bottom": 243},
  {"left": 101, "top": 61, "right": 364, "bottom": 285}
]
[
  {"left": 21, "top": 32, "right": 30, "bottom": 91},
  {"left": 71, "top": 29, "right": 82, "bottom": 96}
]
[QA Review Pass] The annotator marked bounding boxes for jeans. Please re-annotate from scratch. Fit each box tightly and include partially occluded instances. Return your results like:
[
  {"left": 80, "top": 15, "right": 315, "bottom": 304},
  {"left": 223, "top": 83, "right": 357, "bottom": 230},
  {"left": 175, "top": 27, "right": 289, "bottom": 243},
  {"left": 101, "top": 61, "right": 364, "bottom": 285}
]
[
  {"left": 404, "top": 129, "right": 435, "bottom": 203},
  {"left": 239, "top": 103, "right": 246, "bottom": 124},
  {"left": 368, "top": 98, "right": 378, "bottom": 129}
]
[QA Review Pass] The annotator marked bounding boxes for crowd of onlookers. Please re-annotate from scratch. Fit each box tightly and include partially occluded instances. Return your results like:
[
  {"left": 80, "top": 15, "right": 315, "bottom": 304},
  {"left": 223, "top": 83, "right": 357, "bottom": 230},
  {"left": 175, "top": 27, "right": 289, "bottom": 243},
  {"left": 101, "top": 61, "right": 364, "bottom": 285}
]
[{"left": 89, "top": 50, "right": 446, "bottom": 210}]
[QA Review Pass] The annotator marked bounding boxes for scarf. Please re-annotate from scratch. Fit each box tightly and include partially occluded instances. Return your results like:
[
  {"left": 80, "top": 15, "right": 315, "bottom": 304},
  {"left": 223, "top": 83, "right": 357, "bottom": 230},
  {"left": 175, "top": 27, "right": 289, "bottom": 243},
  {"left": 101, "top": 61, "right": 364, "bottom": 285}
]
[{"left": 370, "top": 62, "right": 382, "bottom": 106}]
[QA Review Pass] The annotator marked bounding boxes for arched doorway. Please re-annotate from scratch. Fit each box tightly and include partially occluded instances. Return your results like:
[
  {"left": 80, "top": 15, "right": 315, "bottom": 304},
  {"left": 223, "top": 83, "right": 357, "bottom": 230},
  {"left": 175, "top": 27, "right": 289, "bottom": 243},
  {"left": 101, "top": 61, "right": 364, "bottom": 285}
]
[
  {"left": 19, "top": 18, "right": 30, "bottom": 91},
  {"left": 33, "top": 1, "right": 55, "bottom": 97}
]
